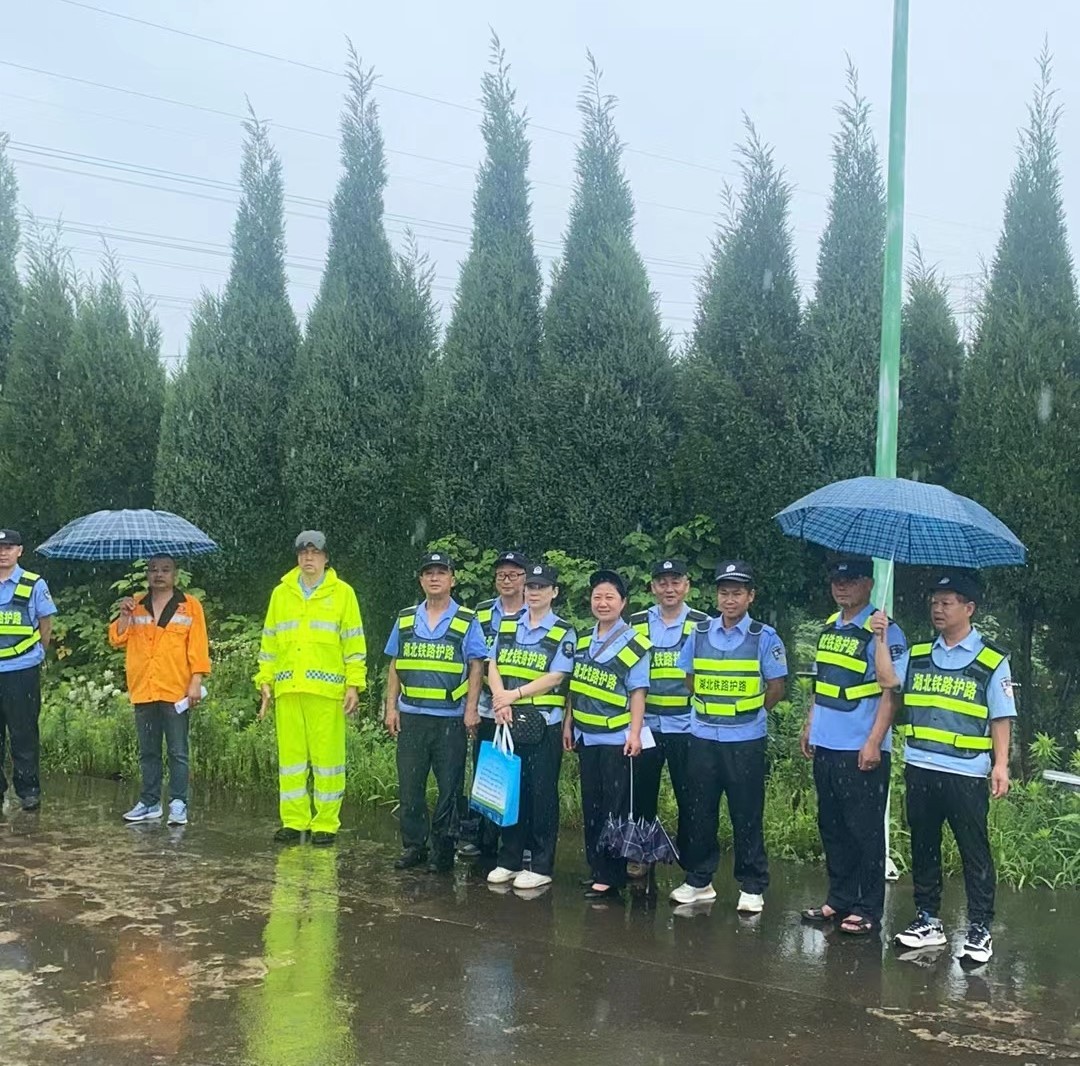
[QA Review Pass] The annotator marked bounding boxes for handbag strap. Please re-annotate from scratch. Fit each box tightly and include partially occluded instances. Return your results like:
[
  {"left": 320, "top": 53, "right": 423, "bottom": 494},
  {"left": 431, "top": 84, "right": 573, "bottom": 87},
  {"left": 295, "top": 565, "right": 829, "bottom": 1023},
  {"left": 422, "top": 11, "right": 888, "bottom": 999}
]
[
  {"left": 495, "top": 722, "right": 515, "bottom": 757},
  {"left": 590, "top": 621, "right": 630, "bottom": 661}
]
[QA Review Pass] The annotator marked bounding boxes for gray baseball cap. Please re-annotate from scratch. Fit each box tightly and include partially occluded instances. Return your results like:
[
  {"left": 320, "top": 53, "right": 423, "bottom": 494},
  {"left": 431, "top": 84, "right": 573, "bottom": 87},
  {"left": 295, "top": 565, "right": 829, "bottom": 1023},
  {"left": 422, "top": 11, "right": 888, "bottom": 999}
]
[{"left": 294, "top": 530, "right": 327, "bottom": 552}]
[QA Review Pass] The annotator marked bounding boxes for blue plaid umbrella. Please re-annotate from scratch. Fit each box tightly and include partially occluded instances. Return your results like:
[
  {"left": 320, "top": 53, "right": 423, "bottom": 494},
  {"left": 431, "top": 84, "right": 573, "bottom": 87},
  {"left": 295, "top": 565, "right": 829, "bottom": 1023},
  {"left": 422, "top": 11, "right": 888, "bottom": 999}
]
[
  {"left": 774, "top": 477, "right": 1026, "bottom": 568},
  {"left": 36, "top": 509, "right": 218, "bottom": 562}
]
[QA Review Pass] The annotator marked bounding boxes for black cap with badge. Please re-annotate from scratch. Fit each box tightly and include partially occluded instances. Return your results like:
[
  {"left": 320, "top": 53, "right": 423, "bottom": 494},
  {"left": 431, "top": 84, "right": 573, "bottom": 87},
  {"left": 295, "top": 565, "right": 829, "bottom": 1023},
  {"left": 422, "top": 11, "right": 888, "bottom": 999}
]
[
  {"left": 525, "top": 562, "right": 559, "bottom": 587},
  {"left": 494, "top": 550, "right": 529, "bottom": 570},
  {"left": 589, "top": 568, "right": 628, "bottom": 599},
  {"left": 931, "top": 570, "right": 981, "bottom": 603},
  {"left": 0, "top": 529, "right": 23, "bottom": 546},
  {"left": 827, "top": 556, "right": 873, "bottom": 580},
  {"left": 650, "top": 558, "right": 688, "bottom": 578},
  {"left": 715, "top": 560, "right": 755, "bottom": 585},
  {"left": 419, "top": 551, "right": 455, "bottom": 573}
]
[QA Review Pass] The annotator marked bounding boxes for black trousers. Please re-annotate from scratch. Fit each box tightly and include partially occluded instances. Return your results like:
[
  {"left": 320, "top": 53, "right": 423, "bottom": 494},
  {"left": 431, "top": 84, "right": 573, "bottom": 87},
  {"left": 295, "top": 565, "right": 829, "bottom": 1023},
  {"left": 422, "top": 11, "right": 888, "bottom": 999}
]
[
  {"left": 905, "top": 764, "right": 995, "bottom": 927},
  {"left": 579, "top": 743, "right": 633, "bottom": 888},
  {"left": 681, "top": 736, "right": 769, "bottom": 892},
  {"left": 813, "top": 747, "right": 890, "bottom": 923},
  {"left": 498, "top": 723, "right": 563, "bottom": 876},
  {"left": 0, "top": 665, "right": 42, "bottom": 802},
  {"left": 460, "top": 717, "right": 500, "bottom": 855},
  {"left": 633, "top": 728, "right": 694, "bottom": 844},
  {"left": 396, "top": 713, "right": 467, "bottom": 859}
]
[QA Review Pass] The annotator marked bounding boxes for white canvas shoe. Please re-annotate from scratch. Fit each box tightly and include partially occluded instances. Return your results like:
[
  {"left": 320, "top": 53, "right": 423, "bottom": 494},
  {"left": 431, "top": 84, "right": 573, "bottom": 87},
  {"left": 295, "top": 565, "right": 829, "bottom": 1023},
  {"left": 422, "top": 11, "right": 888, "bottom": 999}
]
[
  {"left": 737, "top": 891, "right": 765, "bottom": 914},
  {"left": 513, "top": 871, "right": 553, "bottom": 890},
  {"left": 669, "top": 882, "right": 717, "bottom": 905},
  {"left": 486, "top": 866, "right": 523, "bottom": 885}
]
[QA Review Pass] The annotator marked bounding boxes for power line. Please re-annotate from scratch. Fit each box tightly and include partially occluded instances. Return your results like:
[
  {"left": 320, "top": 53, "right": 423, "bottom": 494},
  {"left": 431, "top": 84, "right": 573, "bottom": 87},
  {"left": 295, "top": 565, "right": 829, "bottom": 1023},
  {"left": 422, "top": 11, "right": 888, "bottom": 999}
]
[{"left": 37, "top": 0, "right": 1004, "bottom": 236}]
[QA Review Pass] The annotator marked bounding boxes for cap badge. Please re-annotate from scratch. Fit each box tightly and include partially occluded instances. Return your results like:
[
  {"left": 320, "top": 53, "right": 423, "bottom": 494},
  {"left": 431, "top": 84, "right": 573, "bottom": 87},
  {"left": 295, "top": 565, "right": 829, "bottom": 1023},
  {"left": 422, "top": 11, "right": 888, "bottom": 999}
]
[
  {"left": 725, "top": 564, "right": 736, "bottom": 573},
  {"left": 532, "top": 565, "right": 542, "bottom": 575},
  {"left": 663, "top": 561, "right": 673, "bottom": 570},
  {"left": 432, "top": 554, "right": 441, "bottom": 561}
]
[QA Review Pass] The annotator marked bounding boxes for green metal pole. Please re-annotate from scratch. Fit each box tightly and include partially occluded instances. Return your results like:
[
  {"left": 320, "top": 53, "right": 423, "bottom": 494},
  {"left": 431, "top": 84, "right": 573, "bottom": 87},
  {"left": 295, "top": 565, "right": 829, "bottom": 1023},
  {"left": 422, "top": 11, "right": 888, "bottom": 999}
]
[
  {"left": 875, "top": 0, "right": 909, "bottom": 883},
  {"left": 873, "top": 0, "right": 910, "bottom": 616}
]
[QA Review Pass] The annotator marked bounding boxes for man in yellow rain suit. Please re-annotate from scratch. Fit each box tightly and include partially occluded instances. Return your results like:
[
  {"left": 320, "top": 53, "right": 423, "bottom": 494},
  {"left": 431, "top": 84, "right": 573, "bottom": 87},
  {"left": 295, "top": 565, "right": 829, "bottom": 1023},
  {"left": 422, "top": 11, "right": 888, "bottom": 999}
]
[{"left": 256, "top": 531, "right": 366, "bottom": 845}]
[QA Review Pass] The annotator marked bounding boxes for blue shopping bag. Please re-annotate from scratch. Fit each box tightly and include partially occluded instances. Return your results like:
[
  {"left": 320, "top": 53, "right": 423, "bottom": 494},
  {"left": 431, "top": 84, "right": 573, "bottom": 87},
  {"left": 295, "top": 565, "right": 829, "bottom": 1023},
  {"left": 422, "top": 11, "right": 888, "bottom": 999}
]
[{"left": 469, "top": 724, "right": 521, "bottom": 827}]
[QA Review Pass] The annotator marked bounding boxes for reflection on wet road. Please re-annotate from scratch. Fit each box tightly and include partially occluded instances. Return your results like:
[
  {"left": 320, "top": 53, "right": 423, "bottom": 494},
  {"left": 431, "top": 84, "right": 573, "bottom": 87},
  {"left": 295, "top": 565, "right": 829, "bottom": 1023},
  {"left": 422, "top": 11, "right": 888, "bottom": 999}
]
[{"left": 0, "top": 777, "right": 1077, "bottom": 1064}]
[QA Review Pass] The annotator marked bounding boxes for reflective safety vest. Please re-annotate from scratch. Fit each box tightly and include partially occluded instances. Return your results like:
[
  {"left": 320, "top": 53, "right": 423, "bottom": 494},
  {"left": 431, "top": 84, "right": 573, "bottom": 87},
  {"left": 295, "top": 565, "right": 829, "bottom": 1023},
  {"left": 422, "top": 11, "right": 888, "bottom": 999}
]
[
  {"left": 690, "top": 621, "right": 765, "bottom": 721},
  {"left": 476, "top": 598, "right": 524, "bottom": 696},
  {"left": 813, "top": 612, "right": 882, "bottom": 711},
  {"left": 494, "top": 615, "right": 572, "bottom": 709},
  {"left": 0, "top": 570, "right": 42, "bottom": 664},
  {"left": 631, "top": 608, "right": 708, "bottom": 714},
  {"left": 395, "top": 605, "right": 476, "bottom": 711},
  {"left": 899, "top": 638, "right": 1006, "bottom": 759},
  {"left": 570, "top": 629, "right": 652, "bottom": 733}
]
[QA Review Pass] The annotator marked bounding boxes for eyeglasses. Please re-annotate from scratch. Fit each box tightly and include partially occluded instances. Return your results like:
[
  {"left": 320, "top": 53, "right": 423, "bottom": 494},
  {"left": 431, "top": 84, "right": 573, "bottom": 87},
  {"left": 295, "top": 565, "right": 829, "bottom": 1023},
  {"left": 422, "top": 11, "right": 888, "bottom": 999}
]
[{"left": 495, "top": 571, "right": 526, "bottom": 581}]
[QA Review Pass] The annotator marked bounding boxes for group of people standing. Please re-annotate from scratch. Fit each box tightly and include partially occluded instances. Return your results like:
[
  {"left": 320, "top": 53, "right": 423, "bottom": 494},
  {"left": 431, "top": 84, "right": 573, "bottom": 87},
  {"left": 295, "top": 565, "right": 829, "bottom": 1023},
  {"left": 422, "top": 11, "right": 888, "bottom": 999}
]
[{"left": 0, "top": 525, "right": 1016, "bottom": 969}]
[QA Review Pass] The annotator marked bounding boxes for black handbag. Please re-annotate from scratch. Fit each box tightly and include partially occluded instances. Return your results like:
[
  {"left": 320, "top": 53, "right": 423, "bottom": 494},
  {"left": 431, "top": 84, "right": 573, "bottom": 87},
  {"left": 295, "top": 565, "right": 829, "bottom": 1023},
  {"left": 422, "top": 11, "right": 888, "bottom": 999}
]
[{"left": 510, "top": 704, "right": 547, "bottom": 747}]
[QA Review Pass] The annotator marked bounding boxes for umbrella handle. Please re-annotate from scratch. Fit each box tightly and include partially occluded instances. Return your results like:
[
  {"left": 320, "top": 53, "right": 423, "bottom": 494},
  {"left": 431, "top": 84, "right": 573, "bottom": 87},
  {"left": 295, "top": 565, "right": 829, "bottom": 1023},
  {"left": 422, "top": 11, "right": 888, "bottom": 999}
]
[{"left": 628, "top": 754, "right": 634, "bottom": 820}]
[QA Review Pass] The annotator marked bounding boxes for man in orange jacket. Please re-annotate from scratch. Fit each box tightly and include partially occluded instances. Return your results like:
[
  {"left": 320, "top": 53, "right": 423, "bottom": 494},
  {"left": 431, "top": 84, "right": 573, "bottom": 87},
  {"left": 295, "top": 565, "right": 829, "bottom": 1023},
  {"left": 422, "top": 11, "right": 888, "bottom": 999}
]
[{"left": 109, "top": 556, "right": 211, "bottom": 826}]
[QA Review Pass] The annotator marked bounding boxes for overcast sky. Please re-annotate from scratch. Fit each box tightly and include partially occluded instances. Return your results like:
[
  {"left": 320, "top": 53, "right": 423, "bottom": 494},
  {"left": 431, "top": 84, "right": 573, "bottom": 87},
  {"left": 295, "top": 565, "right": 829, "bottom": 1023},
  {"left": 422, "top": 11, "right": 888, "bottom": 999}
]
[{"left": 4, "top": 0, "right": 1079, "bottom": 361}]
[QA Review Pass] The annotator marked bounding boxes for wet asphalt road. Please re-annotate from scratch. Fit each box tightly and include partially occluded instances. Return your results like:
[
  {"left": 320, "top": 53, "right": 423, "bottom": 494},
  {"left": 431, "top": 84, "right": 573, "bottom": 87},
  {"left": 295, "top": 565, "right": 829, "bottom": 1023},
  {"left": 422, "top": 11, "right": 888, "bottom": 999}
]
[{"left": 0, "top": 777, "right": 1077, "bottom": 1065}]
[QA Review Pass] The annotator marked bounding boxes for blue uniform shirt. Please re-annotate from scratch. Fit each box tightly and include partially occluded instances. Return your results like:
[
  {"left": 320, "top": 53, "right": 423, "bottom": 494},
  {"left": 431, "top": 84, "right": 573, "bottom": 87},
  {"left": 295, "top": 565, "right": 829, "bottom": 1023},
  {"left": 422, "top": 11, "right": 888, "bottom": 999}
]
[
  {"left": 478, "top": 597, "right": 527, "bottom": 720},
  {"left": 642, "top": 604, "right": 697, "bottom": 736},
  {"left": 678, "top": 613, "right": 788, "bottom": 743},
  {"left": 903, "top": 626, "right": 1016, "bottom": 779},
  {"left": 490, "top": 610, "right": 577, "bottom": 726},
  {"left": 0, "top": 565, "right": 57, "bottom": 673},
  {"left": 809, "top": 604, "right": 908, "bottom": 753},
  {"left": 575, "top": 622, "right": 651, "bottom": 748},
  {"left": 384, "top": 598, "right": 489, "bottom": 717},
  {"left": 298, "top": 574, "right": 325, "bottom": 600}
]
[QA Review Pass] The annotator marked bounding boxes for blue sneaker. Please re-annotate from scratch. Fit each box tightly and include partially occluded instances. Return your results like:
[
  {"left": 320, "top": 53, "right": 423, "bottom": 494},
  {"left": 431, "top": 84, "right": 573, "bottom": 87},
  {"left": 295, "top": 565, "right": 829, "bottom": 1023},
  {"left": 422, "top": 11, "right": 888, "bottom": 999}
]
[
  {"left": 123, "top": 801, "right": 162, "bottom": 822},
  {"left": 167, "top": 800, "right": 188, "bottom": 826}
]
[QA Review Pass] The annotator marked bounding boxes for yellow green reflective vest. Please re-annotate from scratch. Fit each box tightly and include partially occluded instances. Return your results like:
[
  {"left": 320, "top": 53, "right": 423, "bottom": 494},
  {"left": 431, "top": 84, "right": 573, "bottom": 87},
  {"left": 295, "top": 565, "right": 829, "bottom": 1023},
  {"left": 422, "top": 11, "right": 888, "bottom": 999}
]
[
  {"left": 690, "top": 620, "right": 766, "bottom": 721},
  {"left": 493, "top": 615, "right": 573, "bottom": 709},
  {"left": 0, "top": 570, "right": 42, "bottom": 663},
  {"left": 813, "top": 612, "right": 883, "bottom": 711},
  {"left": 899, "top": 637, "right": 1006, "bottom": 758},
  {"left": 570, "top": 629, "right": 652, "bottom": 734},
  {"left": 394, "top": 605, "right": 476, "bottom": 711},
  {"left": 631, "top": 607, "right": 708, "bottom": 714}
]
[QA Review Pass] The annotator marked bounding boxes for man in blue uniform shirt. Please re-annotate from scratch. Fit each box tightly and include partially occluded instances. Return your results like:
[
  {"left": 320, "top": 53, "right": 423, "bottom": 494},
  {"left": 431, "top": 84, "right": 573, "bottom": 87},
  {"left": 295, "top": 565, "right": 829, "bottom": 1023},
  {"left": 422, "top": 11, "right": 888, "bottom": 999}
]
[
  {"left": 459, "top": 550, "right": 528, "bottom": 859},
  {"left": 673, "top": 561, "right": 787, "bottom": 912},
  {"left": 384, "top": 552, "right": 489, "bottom": 873},
  {"left": 801, "top": 557, "right": 908, "bottom": 936},
  {"left": 628, "top": 559, "right": 709, "bottom": 879},
  {"left": 879, "top": 571, "right": 1015, "bottom": 964},
  {"left": 0, "top": 529, "right": 57, "bottom": 812}
]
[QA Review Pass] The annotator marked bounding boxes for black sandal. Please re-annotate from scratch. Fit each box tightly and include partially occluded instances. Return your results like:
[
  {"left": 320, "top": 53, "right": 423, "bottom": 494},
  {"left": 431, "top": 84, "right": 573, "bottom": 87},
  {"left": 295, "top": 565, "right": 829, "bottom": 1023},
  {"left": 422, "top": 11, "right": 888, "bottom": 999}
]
[
  {"left": 801, "top": 905, "right": 843, "bottom": 923},
  {"left": 839, "top": 914, "right": 875, "bottom": 936}
]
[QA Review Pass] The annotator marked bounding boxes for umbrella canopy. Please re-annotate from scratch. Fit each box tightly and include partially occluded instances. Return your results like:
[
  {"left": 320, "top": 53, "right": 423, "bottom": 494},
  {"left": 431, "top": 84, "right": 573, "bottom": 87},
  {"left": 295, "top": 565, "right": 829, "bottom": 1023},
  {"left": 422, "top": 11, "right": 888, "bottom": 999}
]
[
  {"left": 37, "top": 509, "right": 218, "bottom": 562},
  {"left": 774, "top": 477, "right": 1026, "bottom": 568}
]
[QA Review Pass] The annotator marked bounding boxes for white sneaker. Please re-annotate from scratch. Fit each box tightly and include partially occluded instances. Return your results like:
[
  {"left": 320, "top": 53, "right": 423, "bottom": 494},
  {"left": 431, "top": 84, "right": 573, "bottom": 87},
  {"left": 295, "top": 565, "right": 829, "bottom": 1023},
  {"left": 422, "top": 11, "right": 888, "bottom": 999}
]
[
  {"left": 669, "top": 882, "right": 717, "bottom": 905},
  {"left": 122, "top": 802, "right": 162, "bottom": 822},
  {"left": 737, "top": 891, "right": 765, "bottom": 914},
  {"left": 486, "top": 866, "right": 523, "bottom": 885},
  {"left": 167, "top": 800, "right": 188, "bottom": 826},
  {"left": 513, "top": 871, "right": 552, "bottom": 890}
]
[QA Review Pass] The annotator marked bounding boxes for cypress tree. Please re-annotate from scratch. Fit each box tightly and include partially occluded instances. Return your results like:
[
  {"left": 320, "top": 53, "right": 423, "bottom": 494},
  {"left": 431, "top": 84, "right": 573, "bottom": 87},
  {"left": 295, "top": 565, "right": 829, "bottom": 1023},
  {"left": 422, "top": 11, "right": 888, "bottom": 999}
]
[
  {"left": 955, "top": 51, "right": 1080, "bottom": 749},
  {"left": 285, "top": 48, "right": 434, "bottom": 645},
  {"left": 672, "top": 120, "right": 810, "bottom": 608},
  {"left": 422, "top": 35, "right": 543, "bottom": 549},
  {"left": 52, "top": 258, "right": 164, "bottom": 518},
  {"left": 527, "top": 55, "right": 674, "bottom": 558},
  {"left": 799, "top": 64, "right": 886, "bottom": 486},
  {"left": 0, "top": 227, "right": 75, "bottom": 543},
  {"left": 0, "top": 134, "right": 19, "bottom": 384},
  {"left": 156, "top": 115, "right": 299, "bottom": 593},
  {"left": 898, "top": 243, "right": 963, "bottom": 485}
]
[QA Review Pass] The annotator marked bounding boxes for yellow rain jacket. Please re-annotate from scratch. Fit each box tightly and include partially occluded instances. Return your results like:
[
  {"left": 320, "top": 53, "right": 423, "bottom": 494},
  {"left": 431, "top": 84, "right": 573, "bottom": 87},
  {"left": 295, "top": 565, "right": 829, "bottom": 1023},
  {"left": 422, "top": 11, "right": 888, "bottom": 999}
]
[{"left": 255, "top": 567, "right": 367, "bottom": 701}]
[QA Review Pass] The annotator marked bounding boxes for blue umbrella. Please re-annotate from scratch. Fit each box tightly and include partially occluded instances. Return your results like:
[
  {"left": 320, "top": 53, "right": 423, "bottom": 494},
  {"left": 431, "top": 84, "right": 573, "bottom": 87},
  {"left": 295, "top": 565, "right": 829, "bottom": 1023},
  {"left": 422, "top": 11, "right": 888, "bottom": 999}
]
[
  {"left": 774, "top": 477, "right": 1026, "bottom": 568},
  {"left": 36, "top": 509, "right": 218, "bottom": 562}
]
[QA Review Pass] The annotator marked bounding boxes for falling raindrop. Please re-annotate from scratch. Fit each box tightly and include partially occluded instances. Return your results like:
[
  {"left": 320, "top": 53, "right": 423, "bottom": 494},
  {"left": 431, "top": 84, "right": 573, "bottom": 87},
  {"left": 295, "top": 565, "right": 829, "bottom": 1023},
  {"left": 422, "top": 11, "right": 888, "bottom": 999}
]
[{"left": 1038, "top": 384, "right": 1052, "bottom": 423}]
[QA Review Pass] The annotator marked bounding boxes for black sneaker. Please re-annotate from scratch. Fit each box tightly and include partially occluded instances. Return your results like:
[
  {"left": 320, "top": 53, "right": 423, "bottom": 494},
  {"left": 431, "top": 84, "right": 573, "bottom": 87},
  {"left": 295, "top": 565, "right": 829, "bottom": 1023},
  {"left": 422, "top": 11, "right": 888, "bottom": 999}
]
[
  {"left": 427, "top": 853, "right": 455, "bottom": 874},
  {"left": 312, "top": 832, "right": 336, "bottom": 847},
  {"left": 21, "top": 796, "right": 41, "bottom": 812},
  {"left": 273, "top": 827, "right": 303, "bottom": 844},
  {"left": 894, "top": 911, "right": 947, "bottom": 949},
  {"left": 394, "top": 848, "right": 428, "bottom": 870},
  {"left": 960, "top": 923, "right": 993, "bottom": 963}
]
